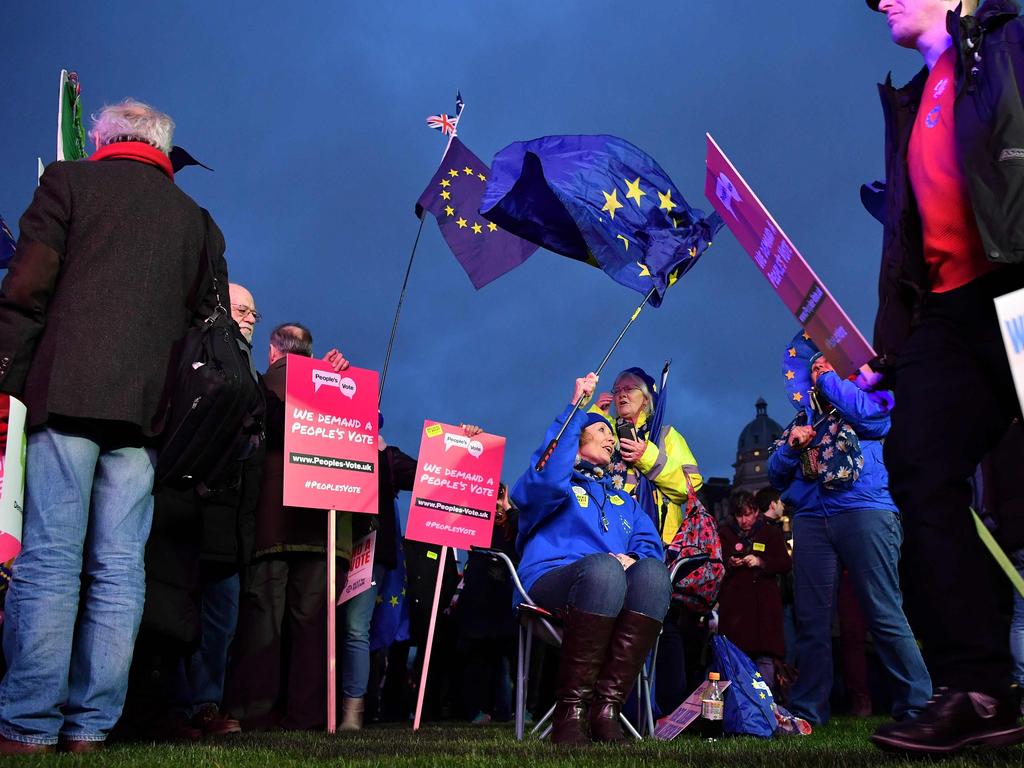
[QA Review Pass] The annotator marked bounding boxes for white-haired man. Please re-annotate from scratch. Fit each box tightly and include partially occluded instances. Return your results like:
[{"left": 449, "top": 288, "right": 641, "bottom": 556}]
[
  {"left": 0, "top": 99, "right": 228, "bottom": 754},
  {"left": 866, "top": 0, "right": 1024, "bottom": 754}
]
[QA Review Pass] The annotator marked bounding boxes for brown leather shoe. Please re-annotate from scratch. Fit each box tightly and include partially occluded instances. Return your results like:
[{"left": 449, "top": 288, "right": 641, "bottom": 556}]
[
  {"left": 0, "top": 734, "right": 56, "bottom": 755},
  {"left": 589, "top": 610, "right": 662, "bottom": 743},
  {"left": 193, "top": 704, "right": 242, "bottom": 736},
  {"left": 550, "top": 607, "right": 616, "bottom": 746},
  {"left": 59, "top": 738, "right": 105, "bottom": 754}
]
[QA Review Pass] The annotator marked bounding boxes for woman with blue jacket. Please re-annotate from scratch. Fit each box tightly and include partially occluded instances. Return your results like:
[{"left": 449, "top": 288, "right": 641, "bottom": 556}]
[
  {"left": 768, "top": 332, "right": 930, "bottom": 726},
  {"left": 512, "top": 372, "right": 669, "bottom": 745}
]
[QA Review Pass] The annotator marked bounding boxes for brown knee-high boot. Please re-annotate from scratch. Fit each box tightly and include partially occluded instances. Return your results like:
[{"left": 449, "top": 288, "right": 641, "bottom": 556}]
[
  {"left": 551, "top": 607, "right": 617, "bottom": 745},
  {"left": 589, "top": 610, "right": 662, "bottom": 742}
]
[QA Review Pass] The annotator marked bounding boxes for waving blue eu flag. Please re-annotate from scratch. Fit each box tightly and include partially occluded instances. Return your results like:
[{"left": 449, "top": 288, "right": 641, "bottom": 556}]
[{"left": 480, "top": 135, "right": 723, "bottom": 307}]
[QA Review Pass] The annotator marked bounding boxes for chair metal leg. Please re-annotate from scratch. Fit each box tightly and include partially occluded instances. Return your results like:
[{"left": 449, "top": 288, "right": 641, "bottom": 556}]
[
  {"left": 532, "top": 702, "right": 556, "bottom": 737},
  {"left": 619, "top": 710, "right": 642, "bottom": 740},
  {"left": 516, "top": 623, "right": 527, "bottom": 741}
]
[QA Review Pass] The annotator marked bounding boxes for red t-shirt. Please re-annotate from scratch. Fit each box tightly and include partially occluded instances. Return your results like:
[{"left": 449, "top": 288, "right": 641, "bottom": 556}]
[{"left": 908, "top": 46, "right": 996, "bottom": 293}]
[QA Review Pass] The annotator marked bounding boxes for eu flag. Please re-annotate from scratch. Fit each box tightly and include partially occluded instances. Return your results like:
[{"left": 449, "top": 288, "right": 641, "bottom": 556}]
[
  {"left": 480, "top": 135, "right": 723, "bottom": 306},
  {"left": 0, "top": 216, "right": 15, "bottom": 270},
  {"left": 416, "top": 138, "right": 538, "bottom": 289}
]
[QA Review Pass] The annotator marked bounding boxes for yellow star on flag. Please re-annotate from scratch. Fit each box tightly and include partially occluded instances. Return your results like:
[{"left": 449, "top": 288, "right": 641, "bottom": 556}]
[
  {"left": 471, "top": 222, "right": 483, "bottom": 234},
  {"left": 601, "top": 188, "right": 624, "bottom": 219},
  {"left": 477, "top": 172, "right": 486, "bottom": 181},
  {"left": 390, "top": 595, "right": 399, "bottom": 607},
  {"left": 658, "top": 189, "right": 676, "bottom": 213},
  {"left": 759, "top": 692, "right": 767, "bottom": 700},
  {"left": 448, "top": 169, "right": 459, "bottom": 178},
  {"left": 440, "top": 190, "right": 451, "bottom": 200},
  {"left": 463, "top": 166, "right": 474, "bottom": 175},
  {"left": 689, "top": 246, "right": 697, "bottom": 257},
  {"left": 444, "top": 205, "right": 455, "bottom": 217},
  {"left": 793, "top": 391, "right": 803, "bottom": 403},
  {"left": 487, "top": 222, "right": 498, "bottom": 232},
  {"left": 785, "top": 369, "right": 795, "bottom": 380},
  {"left": 625, "top": 177, "right": 646, "bottom": 207},
  {"left": 802, "top": 331, "right": 811, "bottom": 340},
  {"left": 440, "top": 178, "right": 451, "bottom": 188},
  {"left": 637, "top": 262, "right": 651, "bottom": 277},
  {"left": 617, "top": 234, "right": 630, "bottom": 251},
  {"left": 788, "top": 347, "right": 797, "bottom": 358},
  {"left": 754, "top": 673, "right": 762, "bottom": 679},
  {"left": 456, "top": 217, "right": 468, "bottom": 229}
]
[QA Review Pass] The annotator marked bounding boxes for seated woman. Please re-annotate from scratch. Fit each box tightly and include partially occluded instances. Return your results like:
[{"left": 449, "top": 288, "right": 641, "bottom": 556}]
[{"left": 512, "top": 373, "right": 669, "bottom": 745}]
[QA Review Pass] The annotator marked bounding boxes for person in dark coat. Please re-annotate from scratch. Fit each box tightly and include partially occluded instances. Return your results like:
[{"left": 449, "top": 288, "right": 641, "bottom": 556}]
[
  {"left": 223, "top": 324, "right": 348, "bottom": 731},
  {"left": 717, "top": 490, "right": 791, "bottom": 690},
  {"left": 0, "top": 99, "right": 228, "bottom": 755}
]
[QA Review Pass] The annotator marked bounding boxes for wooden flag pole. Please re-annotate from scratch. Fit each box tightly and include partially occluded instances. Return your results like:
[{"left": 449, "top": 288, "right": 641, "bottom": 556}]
[
  {"left": 412, "top": 545, "right": 449, "bottom": 731},
  {"left": 327, "top": 508, "right": 338, "bottom": 733}
]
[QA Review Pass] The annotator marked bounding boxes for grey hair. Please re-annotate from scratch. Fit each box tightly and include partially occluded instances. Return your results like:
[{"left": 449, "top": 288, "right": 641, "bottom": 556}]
[
  {"left": 88, "top": 99, "right": 175, "bottom": 154},
  {"left": 613, "top": 371, "right": 654, "bottom": 420},
  {"left": 269, "top": 323, "right": 313, "bottom": 357}
]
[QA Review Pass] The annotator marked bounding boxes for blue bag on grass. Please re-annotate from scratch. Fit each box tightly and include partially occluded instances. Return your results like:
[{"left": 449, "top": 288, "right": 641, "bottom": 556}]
[{"left": 711, "top": 635, "right": 778, "bottom": 738}]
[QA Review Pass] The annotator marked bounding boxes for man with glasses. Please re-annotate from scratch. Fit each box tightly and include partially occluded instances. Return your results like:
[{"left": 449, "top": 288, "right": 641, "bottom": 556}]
[{"left": 229, "top": 284, "right": 261, "bottom": 343}]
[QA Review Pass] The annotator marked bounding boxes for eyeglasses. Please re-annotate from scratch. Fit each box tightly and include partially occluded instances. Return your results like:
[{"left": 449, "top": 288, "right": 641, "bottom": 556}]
[
  {"left": 611, "top": 386, "right": 640, "bottom": 397},
  {"left": 230, "top": 304, "right": 263, "bottom": 323}
]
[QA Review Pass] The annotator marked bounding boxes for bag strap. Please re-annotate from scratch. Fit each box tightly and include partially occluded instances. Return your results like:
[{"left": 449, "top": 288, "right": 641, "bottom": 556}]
[{"left": 186, "top": 208, "right": 226, "bottom": 323}]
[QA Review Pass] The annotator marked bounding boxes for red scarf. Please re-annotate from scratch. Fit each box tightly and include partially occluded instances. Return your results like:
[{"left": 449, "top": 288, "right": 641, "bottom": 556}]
[{"left": 89, "top": 141, "right": 174, "bottom": 181}]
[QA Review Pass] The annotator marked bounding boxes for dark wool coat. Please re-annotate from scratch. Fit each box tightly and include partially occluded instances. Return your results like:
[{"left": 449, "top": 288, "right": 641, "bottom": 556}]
[
  {"left": 0, "top": 157, "right": 227, "bottom": 433},
  {"left": 717, "top": 518, "right": 791, "bottom": 659}
]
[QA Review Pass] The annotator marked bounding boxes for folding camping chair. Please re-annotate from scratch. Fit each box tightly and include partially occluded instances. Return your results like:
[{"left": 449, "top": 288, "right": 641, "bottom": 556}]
[{"left": 470, "top": 548, "right": 708, "bottom": 740}]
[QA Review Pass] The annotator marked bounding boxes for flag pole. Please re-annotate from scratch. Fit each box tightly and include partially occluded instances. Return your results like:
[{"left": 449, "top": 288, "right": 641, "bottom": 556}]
[
  {"left": 534, "top": 285, "right": 658, "bottom": 471},
  {"left": 379, "top": 100, "right": 466, "bottom": 405}
]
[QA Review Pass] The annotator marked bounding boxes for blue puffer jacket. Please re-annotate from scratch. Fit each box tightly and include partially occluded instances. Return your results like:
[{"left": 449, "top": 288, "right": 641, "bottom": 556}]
[
  {"left": 512, "top": 404, "right": 664, "bottom": 597},
  {"left": 767, "top": 372, "right": 898, "bottom": 517}
]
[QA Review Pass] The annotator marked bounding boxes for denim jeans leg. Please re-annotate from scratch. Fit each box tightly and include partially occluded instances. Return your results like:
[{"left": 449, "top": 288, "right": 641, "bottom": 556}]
[
  {"left": 621, "top": 556, "right": 671, "bottom": 621},
  {"left": 63, "top": 444, "right": 155, "bottom": 741},
  {"left": 188, "top": 570, "right": 241, "bottom": 712},
  {"left": 340, "top": 564, "right": 384, "bottom": 699},
  {"left": 788, "top": 514, "right": 840, "bottom": 725},
  {"left": 0, "top": 429, "right": 100, "bottom": 745},
  {"left": 528, "top": 553, "right": 627, "bottom": 617},
  {"left": 1011, "top": 550, "right": 1024, "bottom": 688},
  {"left": 832, "top": 510, "right": 931, "bottom": 720}
]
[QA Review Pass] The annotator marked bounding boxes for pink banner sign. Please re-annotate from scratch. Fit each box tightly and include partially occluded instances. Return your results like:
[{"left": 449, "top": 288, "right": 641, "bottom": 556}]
[
  {"left": 338, "top": 530, "right": 376, "bottom": 605},
  {"left": 654, "top": 679, "right": 732, "bottom": 741},
  {"left": 704, "top": 133, "right": 875, "bottom": 378},
  {"left": 405, "top": 421, "right": 506, "bottom": 551},
  {"left": 282, "top": 355, "right": 379, "bottom": 514}
]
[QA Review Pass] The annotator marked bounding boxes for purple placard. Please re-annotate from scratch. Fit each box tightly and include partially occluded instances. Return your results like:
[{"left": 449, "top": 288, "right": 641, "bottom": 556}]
[{"left": 704, "top": 134, "right": 875, "bottom": 378}]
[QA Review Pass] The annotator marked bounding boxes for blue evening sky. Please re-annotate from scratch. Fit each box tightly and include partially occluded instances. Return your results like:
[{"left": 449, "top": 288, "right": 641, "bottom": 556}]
[{"left": 1, "top": 3, "right": 926, "bottom": 488}]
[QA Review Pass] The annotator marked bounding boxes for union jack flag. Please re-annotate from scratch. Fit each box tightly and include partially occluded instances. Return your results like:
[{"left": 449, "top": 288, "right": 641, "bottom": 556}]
[{"left": 426, "top": 113, "right": 458, "bottom": 136}]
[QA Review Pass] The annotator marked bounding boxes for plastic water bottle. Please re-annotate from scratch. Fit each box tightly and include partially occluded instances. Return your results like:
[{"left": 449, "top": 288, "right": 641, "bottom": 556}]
[{"left": 701, "top": 672, "right": 724, "bottom": 740}]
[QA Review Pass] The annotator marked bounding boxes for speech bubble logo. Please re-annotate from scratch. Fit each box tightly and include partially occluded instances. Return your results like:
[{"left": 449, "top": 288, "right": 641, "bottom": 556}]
[
  {"left": 715, "top": 172, "right": 742, "bottom": 218},
  {"left": 467, "top": 440, "right": 483, "bottom": 458},
  {"left": 444, "top": 433, "right": 471, "bottom": 452},
  {"left": 339, "top": 377, "right": 357, "bottom": 399},
  {"left": 312, "top": 369, "right": 342, "bottom": 393}
]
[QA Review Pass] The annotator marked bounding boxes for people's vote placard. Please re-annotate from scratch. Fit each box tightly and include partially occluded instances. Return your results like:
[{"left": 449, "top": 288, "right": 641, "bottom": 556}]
[
  {"left": 406, "top": 421, "right": 505, "bottom": 551},
  {"left": 283, "top": 355, "right": 378, "bottom": 514}
]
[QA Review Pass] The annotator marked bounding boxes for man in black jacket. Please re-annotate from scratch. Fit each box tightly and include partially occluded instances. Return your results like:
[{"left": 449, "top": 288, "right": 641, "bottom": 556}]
[
  {"left": 866, "top": 0, "right": 1024, "bottom": 754},
  {"left": 0, "top": 99, "right": 228, "bottom": 754}
]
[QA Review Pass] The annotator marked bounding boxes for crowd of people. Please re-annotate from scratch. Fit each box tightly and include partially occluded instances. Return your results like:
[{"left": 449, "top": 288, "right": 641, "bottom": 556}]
[{"left": 0, "top": 0, "right": 1024, "bottom": 758}]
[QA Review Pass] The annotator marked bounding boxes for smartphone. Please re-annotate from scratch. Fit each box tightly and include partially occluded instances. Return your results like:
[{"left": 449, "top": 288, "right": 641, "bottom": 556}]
[{"left": 615, "top": 418, "right": 638, "bottom": 443}]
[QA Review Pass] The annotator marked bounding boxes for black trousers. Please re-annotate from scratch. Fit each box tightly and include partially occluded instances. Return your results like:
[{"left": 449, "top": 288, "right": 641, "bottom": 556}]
[{"left": 885, "top": 268, "right": 1024, "bottom": 694}]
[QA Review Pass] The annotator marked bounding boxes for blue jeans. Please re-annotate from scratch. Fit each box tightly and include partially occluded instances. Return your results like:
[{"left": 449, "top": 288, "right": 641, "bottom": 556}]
[
  {"left": 339, "top": 563, "right": 384, "bottom": 698},
  {"left": 0, "top": 428, "right": 155, "bottom": 745},
  {"left": 529, "top": 553, "right": 670, "bottom": 620},
  {"left": 1010, "top": 550, "right": 1024, "bottom": 688},
  {"left": 789, "top": 510, "right": 931, "bottom": 725},
  {"left": 175, "top": 569, "right": 240, "bottom": 714}
]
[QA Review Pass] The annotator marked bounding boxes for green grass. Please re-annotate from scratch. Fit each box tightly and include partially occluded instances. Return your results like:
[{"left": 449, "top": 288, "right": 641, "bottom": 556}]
[{"left": 5, "top": 718, "right": 1024, "bottom": 767}]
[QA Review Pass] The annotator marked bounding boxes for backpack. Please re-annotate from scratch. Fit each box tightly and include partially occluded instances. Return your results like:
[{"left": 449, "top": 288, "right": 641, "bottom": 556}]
[
  {"left": 665, "top": 473, "right": 725, "bottom": 614},
  {"left": 154, "top": 211, "right": 264, "bottom": 494},
  {"left": 711, "top": 634, "right": 778, "bottom": 738}
]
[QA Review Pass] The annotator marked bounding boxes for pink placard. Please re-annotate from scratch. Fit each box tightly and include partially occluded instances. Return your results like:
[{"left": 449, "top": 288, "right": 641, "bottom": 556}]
[
  {"left": 704, "top": 134, "right": 875, "bottom": 378},
  {"left": 338, "top": 530, "right": 376, "bottom": 605},
  {"left": 405, "top": 421, "right": 506, "bottom": 550},
  {"left": 654, "top": 679, "right": 732, "bottom": 741},
  {"left": 282, "top": 355, "right": 379, "bottom": 514}
]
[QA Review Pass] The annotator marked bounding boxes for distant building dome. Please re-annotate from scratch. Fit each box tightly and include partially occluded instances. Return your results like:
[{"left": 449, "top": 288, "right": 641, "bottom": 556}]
[{"left": 732, "top": 398, "right": 784, "bottom": 493}]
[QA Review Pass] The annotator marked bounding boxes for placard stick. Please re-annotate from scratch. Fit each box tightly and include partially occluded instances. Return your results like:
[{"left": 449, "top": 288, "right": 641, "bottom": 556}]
[
  {"left": 412, "top": 545, "right": 449, "bottom": 731},
  {"left": 327, "top": 508, "right": 337, "bottom": 733}
]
